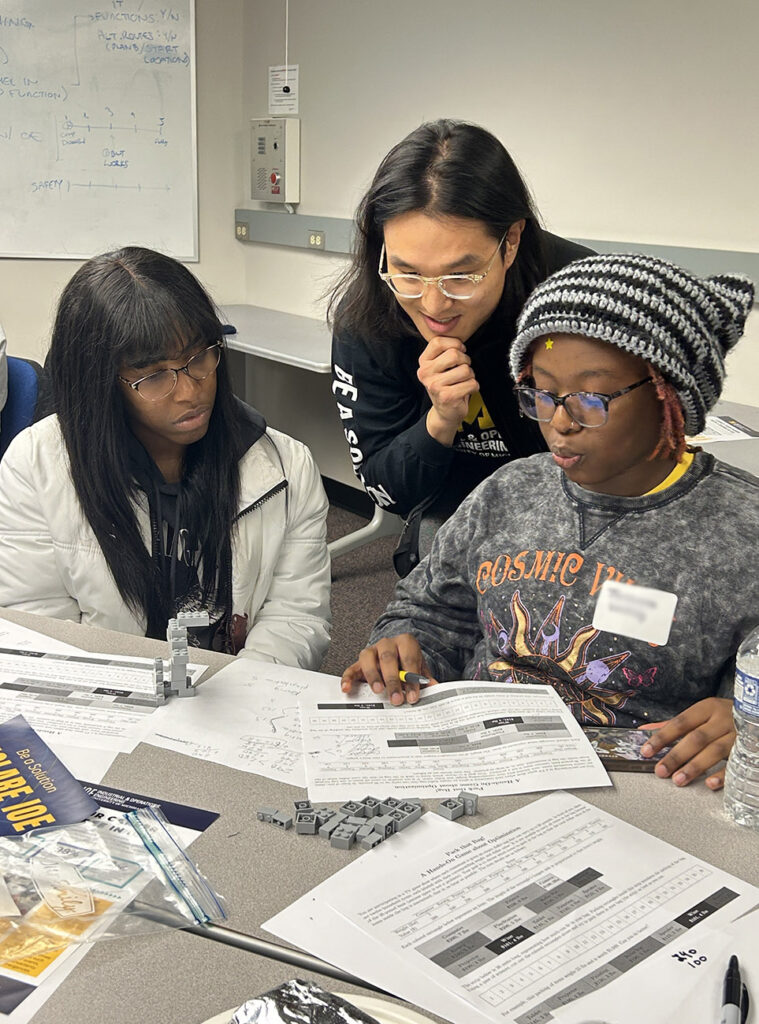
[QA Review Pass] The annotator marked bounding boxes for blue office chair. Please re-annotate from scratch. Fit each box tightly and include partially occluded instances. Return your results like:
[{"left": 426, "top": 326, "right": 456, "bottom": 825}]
[{"left": 0, "top": 356, "right": 44, "bottom": 460}]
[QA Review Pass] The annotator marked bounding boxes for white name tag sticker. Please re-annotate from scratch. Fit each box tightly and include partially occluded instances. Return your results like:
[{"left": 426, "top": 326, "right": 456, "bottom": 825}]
[{"left": 592, "top": 580, "right": 678, "bottom": 646}]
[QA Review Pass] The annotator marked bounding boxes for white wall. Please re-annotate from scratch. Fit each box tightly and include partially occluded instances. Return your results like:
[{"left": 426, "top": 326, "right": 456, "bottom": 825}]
[
  {"left": 0, "top": 0, "right": 756, "bottom": 488},
  {"left": 0, "top": 0, "right": 246, "bottom": 361},
  {"left": 238, "top": 0, "right": 758, "bottom": 448}
]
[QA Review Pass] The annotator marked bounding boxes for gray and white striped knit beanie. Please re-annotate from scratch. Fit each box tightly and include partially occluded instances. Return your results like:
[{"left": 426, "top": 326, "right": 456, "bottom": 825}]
[{"left": 509, "top": 253, "right": 755, "bottom": 434}]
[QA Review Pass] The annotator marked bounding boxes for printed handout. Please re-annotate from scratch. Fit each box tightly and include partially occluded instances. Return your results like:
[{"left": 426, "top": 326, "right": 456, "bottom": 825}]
[
  {"left": 300, "top": 680, "right": 611, "bottom": 800},
  {"left": 268, "top": 793, "right": 759, "bottom": 1024}
]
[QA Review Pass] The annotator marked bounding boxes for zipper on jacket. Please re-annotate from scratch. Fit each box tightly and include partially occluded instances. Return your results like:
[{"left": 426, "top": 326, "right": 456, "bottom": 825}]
[{"left": 234, "top": 479, "right": 288, "bottom": 523}]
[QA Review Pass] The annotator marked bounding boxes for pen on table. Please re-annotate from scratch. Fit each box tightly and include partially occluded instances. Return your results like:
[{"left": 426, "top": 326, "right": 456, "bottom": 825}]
[
  {"left": 720, "top": 955, "right": 742, "bottom": 1024},
  {"left": 398, "top": 670, "right": 432, "bottom": 688}
]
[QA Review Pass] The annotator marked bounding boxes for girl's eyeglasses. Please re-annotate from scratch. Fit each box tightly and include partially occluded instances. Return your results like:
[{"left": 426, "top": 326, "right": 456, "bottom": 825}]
[
  {"left": 514, "top": 377, "right": 653, "bottom": 428},
  {"left": 118, "top": 343, "right": 222, "bottom": 402}
]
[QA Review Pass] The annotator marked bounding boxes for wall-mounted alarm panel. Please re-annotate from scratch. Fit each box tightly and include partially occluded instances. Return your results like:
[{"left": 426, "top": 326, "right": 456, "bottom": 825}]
[{"left": 250, "top": 117, "right": 300, "bottom": 204}]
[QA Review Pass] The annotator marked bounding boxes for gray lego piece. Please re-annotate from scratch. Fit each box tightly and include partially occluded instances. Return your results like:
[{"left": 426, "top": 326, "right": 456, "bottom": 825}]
[
  {"left": 176, "top": 611, "right": 211, "bottom": 628},
  {"left": 359, "top": 796, "right": 381, "bottom": 817},
  {"left": 371, "top": 814, "right": 397, "bottom": 839},
  {"left": 330, "top": 826, "right": 357, "bottom": 849},
  {"left": 356, "top": 824, "right": 375, "bottom": 839},
  {"left": 295, "top": 811, "right": 318, "bottom": 834},
  {"left": 379, "top": 797, "right": 400, "bottom": 814},
  {"left": 318, "top": 813, "right": 347, "bottom": 839},
  {"left": 271, "top": 811, "right": 293, "bottom": 830},
  {"left": 397, "top": 805, "right": 422, "bottom": 828},
  {"left": 436, "top": 798, "right": 464, "bottom": 820},
  {"left": 293, "top": 800, "right": 312, "bottom": 812},
  {"left": 359, "top": 833, "right": 384, "bottom": 850},
  {"left": 256, "top": 807, "right": 278, "bottom": 823},
  {"left": 458, "top": 791, "right": 479, "bottom": 815},
  {"left": 339, "top": 801, "right": 365, "bottom": 817},
  {"left": 344, "top": 815, "right": 367, "bottom": 828}
]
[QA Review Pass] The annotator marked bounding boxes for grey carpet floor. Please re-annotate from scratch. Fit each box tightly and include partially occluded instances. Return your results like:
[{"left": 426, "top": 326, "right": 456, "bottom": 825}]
[{"left": 322, "top": 506, "right": 399, "bottom": 678}]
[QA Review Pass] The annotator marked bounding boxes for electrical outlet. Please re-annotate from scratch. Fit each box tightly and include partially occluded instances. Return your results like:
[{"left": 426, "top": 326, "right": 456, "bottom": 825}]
[
  {"left": 307, "top": 229, "right": 325, "bottom": 250},
  {"left": 235, "top": 222, "right": 249, "bottom": 240}
]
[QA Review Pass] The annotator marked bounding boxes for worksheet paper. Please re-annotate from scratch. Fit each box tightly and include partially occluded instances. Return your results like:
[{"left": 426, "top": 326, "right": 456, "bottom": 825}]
[
  {"left": 145, "top": 659, "right": 340, "bottom": 784},
  {"left": 270, "top": 793, "right": 759, "bottom": 1024},
  {"left": 553, "top": 906, "right": 758, "bottom": 1024},
  {"left": 300, "top": 681, "right": 611, "bottom": 800},
  {"left": 265, "top": 812, "right": 497, "bottom": 1024},
  {"left": 0, "top": 646, "right": 205, "bottom": 756},
  {"left": 688, "top": 414, "right": 759, "bottom": 444}
]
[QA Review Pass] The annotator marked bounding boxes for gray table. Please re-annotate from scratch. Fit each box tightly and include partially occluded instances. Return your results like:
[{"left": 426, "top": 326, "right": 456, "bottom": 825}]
[{"left": 2, "top": 606, "right": 757, "bottom": 1024}]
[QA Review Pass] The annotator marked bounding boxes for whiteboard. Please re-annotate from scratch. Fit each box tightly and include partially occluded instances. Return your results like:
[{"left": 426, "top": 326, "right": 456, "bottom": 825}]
[{"left": 0, "top": 0, "right": 197, "bottom": 259}]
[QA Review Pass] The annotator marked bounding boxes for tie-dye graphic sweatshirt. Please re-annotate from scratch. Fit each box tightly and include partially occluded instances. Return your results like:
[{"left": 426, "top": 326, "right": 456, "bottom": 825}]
[{"left": 370, "top": 451, "right": 759, "bottom": 726}]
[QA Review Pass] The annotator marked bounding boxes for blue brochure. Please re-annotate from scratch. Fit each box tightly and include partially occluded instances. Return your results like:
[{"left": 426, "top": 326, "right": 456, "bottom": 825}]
[{"left": 0, "top": 715, "right": 99, "bottom": 836}]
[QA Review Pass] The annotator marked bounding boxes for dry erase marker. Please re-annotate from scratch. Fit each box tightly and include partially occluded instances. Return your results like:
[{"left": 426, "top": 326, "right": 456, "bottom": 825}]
[
  {"left": 720, "top": 955, "right": 742, "bottom": 1024},
  {"left": 398, "top": 670, "right": 431, "bottom": 687}
]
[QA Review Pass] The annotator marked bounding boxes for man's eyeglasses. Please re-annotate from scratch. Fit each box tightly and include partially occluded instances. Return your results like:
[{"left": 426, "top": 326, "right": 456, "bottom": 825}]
[
  {"left": 514, "top": 377, "right": 654, "bottom": 428},
  {"left": 118, "top": 342, "right": 222, "bottom": 402},
  {"left": 378, "top": 232, "right": 507, "bottom": 300}
]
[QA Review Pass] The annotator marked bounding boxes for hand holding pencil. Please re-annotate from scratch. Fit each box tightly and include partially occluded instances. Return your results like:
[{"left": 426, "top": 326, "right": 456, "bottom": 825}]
[{"left": 340, "top": 633, "right": 438, "bottom": 706}]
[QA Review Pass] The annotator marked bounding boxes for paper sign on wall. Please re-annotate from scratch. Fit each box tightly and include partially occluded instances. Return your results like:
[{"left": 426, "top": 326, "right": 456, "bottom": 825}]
[{"left": 269, "top": 65, "right": 299, "bottom": 114}]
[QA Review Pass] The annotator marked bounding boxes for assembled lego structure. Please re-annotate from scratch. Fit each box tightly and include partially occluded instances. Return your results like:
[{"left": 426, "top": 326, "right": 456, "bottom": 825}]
[
  {"left": 258, "top": 791, "right": 480, "bottom": 853},
  {"left": 161, "top": 611, "right": 210, "bottom": 698}
]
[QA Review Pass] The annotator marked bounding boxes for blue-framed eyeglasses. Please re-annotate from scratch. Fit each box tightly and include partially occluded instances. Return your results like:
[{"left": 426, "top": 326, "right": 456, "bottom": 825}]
[{"left": 514, "top": 377, "right": 654, "bottom": 428}]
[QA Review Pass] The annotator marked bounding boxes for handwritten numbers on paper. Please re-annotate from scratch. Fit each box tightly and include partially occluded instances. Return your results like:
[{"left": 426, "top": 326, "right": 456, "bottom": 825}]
[{"left": 671, "top": 948, "right": 707, "bottom": 968}]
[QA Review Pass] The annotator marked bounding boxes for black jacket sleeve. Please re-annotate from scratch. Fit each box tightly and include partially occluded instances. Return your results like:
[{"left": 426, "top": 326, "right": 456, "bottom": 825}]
[{"left": 331, "top": 330, "right": 456, "bottom": 518}]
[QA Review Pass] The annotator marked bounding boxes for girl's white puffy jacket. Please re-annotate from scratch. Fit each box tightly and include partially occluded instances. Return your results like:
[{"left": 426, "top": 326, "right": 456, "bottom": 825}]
[{"left": 0, "top": 415, "right": 331, "bottom": 670}]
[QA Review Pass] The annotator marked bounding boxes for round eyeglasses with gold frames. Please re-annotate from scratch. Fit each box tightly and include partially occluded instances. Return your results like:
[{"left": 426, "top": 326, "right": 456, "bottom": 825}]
[
  {"left": 118, "top": 343, "right": 222, "bottom": 402},
  {"left": 378, "top": 232, "right": 507, "bottom": 300}
]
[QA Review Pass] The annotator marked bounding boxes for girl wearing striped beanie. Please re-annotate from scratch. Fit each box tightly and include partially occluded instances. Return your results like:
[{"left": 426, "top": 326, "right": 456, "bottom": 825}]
[{"left": 343, "top": 253, "right": 756, "bottom": 794}]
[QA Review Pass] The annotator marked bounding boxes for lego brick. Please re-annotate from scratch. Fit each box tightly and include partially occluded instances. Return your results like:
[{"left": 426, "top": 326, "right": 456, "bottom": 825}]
[
  {"left": 293, "top": 800, "right": 312, "bottom": 812},
  {"left": 359, "top": 796, "right": 381, "bottom": 817},
  {"left": 176, "top": 611, "right": 210, "bottom": 627},
  {"left": 330, "top": 829, "right": 357, "bottom": 850},
  {"left": 436, "top": 799, "right": 464, "bottom": 820},
  {"left": 339, "top": 801, "right": 365, "bottom": 817},
  {"left": 344, "top": 815, "right": 368, "bottom": 828},
  {"left": 314, "top": 807, "right": 335, "bottom": 827},
  {"left": 359, "top": 833, "right": 384, "bottom": 850},
  {"left": 458, "top": 791, "right": 479, "bottom": 816},
  {"left": 256, "top": 807, "right": 278, "bottom": 823},
  {"left": 356, "top": 824, "right": 375, "bottom": 839},
  {"left": 371, "top": 814, "right": 397, "bottom": 839},
  {"left": 318, "top": 813, "right": 347, "bottom": 839},
  {"left": 295, "top": 811, "right": 318, "bottom": 835},
  {"left": 397, "top": 805, "right": 422, "bottom": 828},
  {"left": 271, "top": 812, "right": 293, "bottom": 830}
]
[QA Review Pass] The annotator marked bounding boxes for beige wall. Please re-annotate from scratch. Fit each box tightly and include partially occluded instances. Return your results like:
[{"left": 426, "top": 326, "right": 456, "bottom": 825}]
[{"left": 0, "top": 0, "right": 246, "bottom": 362}]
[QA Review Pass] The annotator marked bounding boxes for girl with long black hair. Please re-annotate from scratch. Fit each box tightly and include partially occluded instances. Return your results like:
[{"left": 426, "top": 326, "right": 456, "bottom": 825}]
[
  {"left": 0, "top": 247, "right": 330, "bottom": 668},
  {"left": 329, "top": 119, "right": 593, "bottom": 574}
]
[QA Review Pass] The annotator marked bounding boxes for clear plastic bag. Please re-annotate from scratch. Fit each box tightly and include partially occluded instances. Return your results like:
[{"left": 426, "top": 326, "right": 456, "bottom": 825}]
[{"left": 0, "top": 803, "right": 226, "bottom": 965}]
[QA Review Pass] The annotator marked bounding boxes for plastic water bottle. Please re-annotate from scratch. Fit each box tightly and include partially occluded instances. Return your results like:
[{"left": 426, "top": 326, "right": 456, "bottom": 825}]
[{"left": 724, "top": 625, "right": 759, "bottom": 827}]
